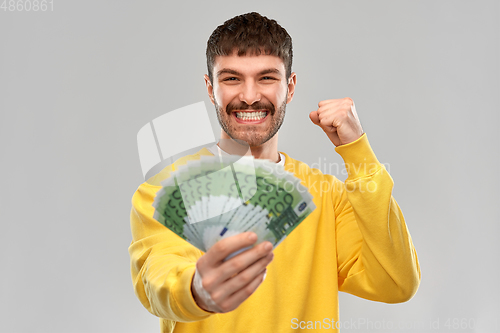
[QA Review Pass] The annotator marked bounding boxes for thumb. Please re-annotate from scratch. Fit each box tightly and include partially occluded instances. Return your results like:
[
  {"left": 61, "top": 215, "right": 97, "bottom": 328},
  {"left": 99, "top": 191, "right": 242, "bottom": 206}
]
[{"left": 309, "top": 110, "right": 320, "bottom": 125}]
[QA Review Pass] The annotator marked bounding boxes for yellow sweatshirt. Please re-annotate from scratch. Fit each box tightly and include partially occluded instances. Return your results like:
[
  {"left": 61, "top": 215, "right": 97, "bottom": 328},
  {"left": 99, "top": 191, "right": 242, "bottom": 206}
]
[{"left": 128, "top": 134, "right": 421, "bottom": 333}]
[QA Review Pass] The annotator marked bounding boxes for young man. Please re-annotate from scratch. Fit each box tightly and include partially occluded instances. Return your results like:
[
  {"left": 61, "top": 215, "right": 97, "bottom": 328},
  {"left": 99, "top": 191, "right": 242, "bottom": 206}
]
[{"left": 129, "top": 12, "right": 420, "bottom": 333}]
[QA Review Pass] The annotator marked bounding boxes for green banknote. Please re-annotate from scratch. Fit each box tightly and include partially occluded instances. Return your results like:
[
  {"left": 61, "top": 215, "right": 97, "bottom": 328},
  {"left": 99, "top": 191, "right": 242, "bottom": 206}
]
[{"left": 152, "top": 155, "right": 316, "bottom": 253}]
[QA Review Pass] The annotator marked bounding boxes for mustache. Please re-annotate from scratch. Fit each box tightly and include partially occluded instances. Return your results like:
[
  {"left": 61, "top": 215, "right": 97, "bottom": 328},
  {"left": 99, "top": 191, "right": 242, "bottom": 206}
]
[{"left": 226, "top": 101, "right": 275, "bottom": 115}]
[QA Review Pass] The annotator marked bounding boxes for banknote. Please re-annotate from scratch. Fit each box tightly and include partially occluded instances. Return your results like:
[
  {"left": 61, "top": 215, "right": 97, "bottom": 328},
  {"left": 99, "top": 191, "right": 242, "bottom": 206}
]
[{"left": 152, "top": 155, "right": 316, "bottom": 253}]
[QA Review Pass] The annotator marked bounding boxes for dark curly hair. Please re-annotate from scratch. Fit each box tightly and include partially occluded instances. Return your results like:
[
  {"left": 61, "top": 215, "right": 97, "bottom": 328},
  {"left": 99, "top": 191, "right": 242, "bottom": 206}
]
[{"left": 206, "top": 12, "right": 293, "bottom": 84}]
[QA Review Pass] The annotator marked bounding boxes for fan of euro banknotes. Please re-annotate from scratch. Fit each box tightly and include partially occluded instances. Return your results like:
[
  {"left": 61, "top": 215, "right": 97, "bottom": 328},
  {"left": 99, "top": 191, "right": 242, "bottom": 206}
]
[{"left": 152, "top": 154, "right": 316, "bottom": 253}]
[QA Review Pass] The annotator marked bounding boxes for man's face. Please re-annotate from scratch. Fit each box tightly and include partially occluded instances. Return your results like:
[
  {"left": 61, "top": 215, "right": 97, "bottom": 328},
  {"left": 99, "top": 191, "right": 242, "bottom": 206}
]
[{"left": 205, "top": 52, "right": 295, "bottom": 147}]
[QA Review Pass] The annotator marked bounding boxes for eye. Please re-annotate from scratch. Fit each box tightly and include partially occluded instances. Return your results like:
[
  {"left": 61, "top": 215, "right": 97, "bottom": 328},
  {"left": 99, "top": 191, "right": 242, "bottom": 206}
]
[
  {"left": 261, "top": 77, "right": 276, "bottom": 80},
  {"left": 223, "top": 77, "right": 238, "bottom": 81}
]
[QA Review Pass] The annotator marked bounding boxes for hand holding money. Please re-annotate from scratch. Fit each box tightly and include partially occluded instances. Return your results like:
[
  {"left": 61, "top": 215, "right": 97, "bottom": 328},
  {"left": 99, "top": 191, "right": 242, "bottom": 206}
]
[
  {"left": 191, "top": 232, "right": 273, "bottom": 313},
  {"left": 309, "top": 97, "right": 364, "bottom": 146},
  {"left": 152, "top": 155, "right": 316, "bottom": 312}
]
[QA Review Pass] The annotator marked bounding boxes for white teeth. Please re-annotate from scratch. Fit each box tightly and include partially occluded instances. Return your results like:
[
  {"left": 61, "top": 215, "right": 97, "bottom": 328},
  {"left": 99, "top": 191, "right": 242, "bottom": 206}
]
[{"left": 235, "top": 111, "right": 268, "bottom": 121}]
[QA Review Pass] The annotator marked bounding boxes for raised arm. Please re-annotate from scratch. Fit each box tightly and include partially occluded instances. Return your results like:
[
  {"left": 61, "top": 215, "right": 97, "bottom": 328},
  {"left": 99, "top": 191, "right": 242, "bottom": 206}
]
[
  {"left": 309, "top": 97, "right": 420, "bottom": 302},
  {"left": 334, "top": 134, "right": 421, "bottom": 302}
]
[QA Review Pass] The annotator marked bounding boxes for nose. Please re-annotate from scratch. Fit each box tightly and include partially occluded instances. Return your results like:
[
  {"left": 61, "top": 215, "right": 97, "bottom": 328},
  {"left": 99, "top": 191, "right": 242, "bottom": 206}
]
[{"left": 239, "top": 81, "right": 261, "bottom": 106}]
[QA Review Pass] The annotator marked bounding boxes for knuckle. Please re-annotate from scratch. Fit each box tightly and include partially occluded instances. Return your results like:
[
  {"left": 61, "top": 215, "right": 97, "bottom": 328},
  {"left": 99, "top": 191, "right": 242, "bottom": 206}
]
[
  {"left": 238, "top": 272, "right": 252, "bottom": 285},
  {"left": 230, "top": 259, "right": 244, "bottom": 272},
  {"left": 202, "top": 277, "right": 215, "bottom": 291},
  {"left": 214, "top": 241, "right": 228, "bottom": 254},
  {"left": 196, "top": 257, "right": 206, "bottom": 270},
  {"left": 244, "top": 284, "right": 256, "bottom": 297},
  {"left": 210, "top": 290, "right": 223, "bottom": 303},
  {"left": 219, "top": 302, "right": 232, "bottom": 313}
]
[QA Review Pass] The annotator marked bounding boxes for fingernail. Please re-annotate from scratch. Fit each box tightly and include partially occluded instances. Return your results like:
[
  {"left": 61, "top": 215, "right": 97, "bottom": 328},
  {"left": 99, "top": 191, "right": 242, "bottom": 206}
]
[{"left": 248, "top": 233, "right": 257, "bottom": 241}]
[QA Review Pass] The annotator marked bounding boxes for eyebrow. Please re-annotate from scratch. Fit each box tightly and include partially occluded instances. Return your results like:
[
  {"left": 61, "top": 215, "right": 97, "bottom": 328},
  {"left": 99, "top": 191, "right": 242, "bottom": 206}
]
[{"left": 216, "top": 68, "right": 282, "bottom": 78}]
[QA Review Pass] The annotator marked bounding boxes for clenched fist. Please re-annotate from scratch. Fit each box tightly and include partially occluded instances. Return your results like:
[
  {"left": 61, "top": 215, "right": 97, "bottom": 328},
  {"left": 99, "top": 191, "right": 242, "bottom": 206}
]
[{"left": 309, "top": 97, "right": 364, "bottom": 146}]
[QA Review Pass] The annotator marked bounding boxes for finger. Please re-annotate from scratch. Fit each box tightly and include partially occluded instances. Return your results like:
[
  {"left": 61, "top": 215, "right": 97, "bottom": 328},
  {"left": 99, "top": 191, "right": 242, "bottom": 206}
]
[
  {"left": 196, "top": 237, "right": 269, "bottom": 297},
  {"left": 318, "top": 97, "right": 353, "bottom": 111},
  {"left": 203, "top": 232, "right": 258, "bottom": 267},
  {"left": 217, "top": 269, "right": 268, "bottom": 313},
  {"left": 318, "top": 99, "right": 338, "bottom": 107},
  {"left": 309, "top": 110, "right": 320, "bottom": 125},
  {"left": 343, "top": 97, "right": 354, "bottom": 106},
  {"left": 212, "top": 251, "right": 273, "bottom": 302},
  {"left": 217, "top": 241, "right": 273, "bottom": 282},
  {"left": 318, "top": 112, "right": 338, "bottom": 131}
]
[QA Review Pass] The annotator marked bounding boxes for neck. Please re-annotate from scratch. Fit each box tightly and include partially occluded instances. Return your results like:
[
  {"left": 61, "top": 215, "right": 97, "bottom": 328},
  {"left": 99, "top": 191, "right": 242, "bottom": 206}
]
[{"left": 218, "top": 130, "right": 280, "bottom": 163}]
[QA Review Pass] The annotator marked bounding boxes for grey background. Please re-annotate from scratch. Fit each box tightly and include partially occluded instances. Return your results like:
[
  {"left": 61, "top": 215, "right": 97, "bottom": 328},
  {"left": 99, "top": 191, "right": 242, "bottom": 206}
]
[{"left": 1, "top": 0, "right": 498, "bottom": 332}]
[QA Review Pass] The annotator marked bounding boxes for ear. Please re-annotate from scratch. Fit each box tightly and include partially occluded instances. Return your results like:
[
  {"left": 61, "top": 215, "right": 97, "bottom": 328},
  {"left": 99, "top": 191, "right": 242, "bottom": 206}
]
[
  {"left": 204, "top": 74, "right": 215, "bottom": 105},
  {"left": 286, "top": 72, "right": 297, "bottom": 104}
]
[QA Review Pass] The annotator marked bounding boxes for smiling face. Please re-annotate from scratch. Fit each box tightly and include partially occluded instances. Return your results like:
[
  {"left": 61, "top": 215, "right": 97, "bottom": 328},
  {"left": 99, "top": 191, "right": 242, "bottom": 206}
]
[{"left": 205, "top": 51, "right": 296, "bottom": 148}]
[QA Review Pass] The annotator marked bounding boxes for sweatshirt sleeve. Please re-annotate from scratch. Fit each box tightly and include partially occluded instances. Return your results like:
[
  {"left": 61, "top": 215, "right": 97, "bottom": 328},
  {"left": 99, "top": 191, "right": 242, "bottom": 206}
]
[
  {"left": 128, "top": 181, "right": 213, "bottom": 322},
  {"left": 333, "top": 133, "right": 421, "bottom": 303}
]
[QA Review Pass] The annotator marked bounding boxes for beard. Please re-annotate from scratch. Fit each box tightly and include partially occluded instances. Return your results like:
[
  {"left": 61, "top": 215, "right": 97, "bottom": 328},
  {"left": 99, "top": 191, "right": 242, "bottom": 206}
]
[{"left": 214, "top": 92, "right": 287, "bottom": 147}]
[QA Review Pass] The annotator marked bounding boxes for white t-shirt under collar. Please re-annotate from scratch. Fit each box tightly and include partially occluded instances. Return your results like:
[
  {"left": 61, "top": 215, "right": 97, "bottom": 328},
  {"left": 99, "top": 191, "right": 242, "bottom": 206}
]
[{"left": 206, "top": 144, "right": 285, "bottom": 166}]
